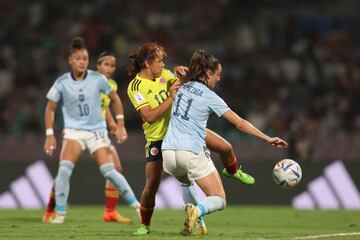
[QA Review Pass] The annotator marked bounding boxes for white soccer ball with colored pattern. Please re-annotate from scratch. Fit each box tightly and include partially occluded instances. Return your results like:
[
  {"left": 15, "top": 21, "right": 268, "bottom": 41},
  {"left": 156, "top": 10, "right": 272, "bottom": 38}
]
[{"left": 273, "top": 159, "right": 302, "bottom": 188}]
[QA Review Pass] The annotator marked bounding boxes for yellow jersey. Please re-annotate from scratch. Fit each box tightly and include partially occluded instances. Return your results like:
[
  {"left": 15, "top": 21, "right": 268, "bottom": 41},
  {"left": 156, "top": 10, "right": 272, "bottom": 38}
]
[
  {"left": 101, "top": 78, "right": 118, "bottom": 117},
  {"left": 127, "top": 69, "right": 177, "bottom": 141}
]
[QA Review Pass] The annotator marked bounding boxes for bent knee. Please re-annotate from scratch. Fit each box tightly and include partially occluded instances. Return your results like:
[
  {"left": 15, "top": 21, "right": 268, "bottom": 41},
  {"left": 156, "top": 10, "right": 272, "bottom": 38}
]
[{"left": 215, "top": 141, "right": 233, "bottom": 155}]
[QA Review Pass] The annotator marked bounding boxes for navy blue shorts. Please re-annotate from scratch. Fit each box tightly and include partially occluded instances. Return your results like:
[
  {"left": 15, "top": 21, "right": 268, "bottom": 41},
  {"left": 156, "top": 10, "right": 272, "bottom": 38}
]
[{"left": 145, "top": 140, "right": 163, "bottom": 162}]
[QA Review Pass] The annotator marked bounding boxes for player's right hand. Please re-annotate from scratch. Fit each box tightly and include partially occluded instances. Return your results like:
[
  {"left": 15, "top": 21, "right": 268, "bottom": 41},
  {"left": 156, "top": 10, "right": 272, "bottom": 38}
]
[
  {"left": 267, "top": 137, "right": 288, "bottom": 148},
  {"left": 170, "top": 82, "right": 181, "bottom": 99},
  {"left": 44, "top": 136, "right": 57, "bottom": 156}
]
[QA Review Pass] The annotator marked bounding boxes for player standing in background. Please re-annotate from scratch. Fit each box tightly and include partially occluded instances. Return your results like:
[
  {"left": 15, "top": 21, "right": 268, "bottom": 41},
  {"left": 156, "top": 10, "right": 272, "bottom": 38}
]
[
  {"left": 43, "top": 37, "right": 139, "bottom": 224},
  {"left": 97, "top": 51, "right": 139, "bottom": 224},
  {"left": 162, "top": 50, "right": 288, "bottom": 235},
  {"left": 127, "top": 43, "right": 255, "bottom": 235}
]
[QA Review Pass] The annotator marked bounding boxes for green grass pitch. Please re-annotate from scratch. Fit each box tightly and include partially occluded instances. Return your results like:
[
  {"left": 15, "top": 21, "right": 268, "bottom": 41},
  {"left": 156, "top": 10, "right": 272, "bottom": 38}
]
[{"left": 0, "top": 205, "right": 359, "bottom": 240}]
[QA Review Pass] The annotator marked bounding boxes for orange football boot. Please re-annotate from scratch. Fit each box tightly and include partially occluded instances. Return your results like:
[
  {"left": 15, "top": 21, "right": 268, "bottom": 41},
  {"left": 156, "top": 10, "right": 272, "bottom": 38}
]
[
  {"left": 42, "top": 211, "right": 55, "bottom": 223},
  {"left": 103, "top": 211, "right": 132, "bottom": 224}
]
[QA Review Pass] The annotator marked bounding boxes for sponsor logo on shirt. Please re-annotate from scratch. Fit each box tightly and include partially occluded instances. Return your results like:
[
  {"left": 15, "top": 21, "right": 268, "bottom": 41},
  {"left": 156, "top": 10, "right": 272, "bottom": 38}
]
[{"left": 78, "top": 94, "right": 85, "bottom": 102}]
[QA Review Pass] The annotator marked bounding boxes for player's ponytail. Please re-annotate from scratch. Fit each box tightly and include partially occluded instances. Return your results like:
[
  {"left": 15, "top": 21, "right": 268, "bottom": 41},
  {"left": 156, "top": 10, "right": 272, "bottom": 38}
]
[
  {"left": 128, "top": 42, "right": 166, "bottom": 78},
  {"left": 69, "top": 37, "right": 87, "bottom": 55},
  {"left": 187, "top": 50, "right": 220, "bottom": 86},
  {"left": 128, "top": 51, "right": 141, "bottom": 78}
]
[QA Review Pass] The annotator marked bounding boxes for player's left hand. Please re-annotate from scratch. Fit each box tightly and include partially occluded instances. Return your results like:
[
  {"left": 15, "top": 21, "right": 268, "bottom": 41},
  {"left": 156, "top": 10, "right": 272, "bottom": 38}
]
[
  {"left": 115, "top": 126, "right": 128, "bottom": 144},
  {"left": 268, "top": 137, "right": 288, "bottom": 148},
  {"left": 173, "top": 65, "right": 188, "bottom": 76},
  {"left": 173, "top": 65, "right": 189, "bottom": 83}
]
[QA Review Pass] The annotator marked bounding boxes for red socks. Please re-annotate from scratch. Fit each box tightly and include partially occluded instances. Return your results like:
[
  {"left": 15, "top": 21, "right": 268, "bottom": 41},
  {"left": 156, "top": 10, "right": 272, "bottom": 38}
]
[
  {"left": 225, "top": 157, "right": 238, "bottom": 174},
  {"left": 46, "top": 185, "right": 55, "bottom": 212},
  {"left": 105, "top": 186, "right": 119, "bottom": 212},
  {"left": 140, "top": 204, "right": 155, "bottom": 226}
]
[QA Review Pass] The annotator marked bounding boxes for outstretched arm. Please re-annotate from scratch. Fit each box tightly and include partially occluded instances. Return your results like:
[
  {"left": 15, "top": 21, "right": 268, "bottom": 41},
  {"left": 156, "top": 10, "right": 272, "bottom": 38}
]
[{"left": 223, "top": 110, "right": 288, "bottom": 148}]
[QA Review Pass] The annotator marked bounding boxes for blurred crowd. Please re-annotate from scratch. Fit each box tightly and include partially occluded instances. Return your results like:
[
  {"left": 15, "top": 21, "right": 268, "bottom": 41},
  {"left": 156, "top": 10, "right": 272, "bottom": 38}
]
[{"left": 0, "top": 0, "right": 359, "bottom": 161}]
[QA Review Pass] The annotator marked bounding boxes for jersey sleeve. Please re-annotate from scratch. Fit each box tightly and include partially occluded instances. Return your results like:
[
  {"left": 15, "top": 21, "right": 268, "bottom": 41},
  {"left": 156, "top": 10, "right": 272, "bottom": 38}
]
[
  {"left": 98, "top": 75, "right": 113, "bottom": 95},
  {"left": 127, "top": 79, "right": 149, "bottom": 111},
  {"left": 162, "top": 69, "right": 178, "bottom": 85},
  {"left": 46, "top": 80, "right": 62, "bottom": 102},
  {"left": 109, "top": 79, "right": 118, "bottom": 92},
  {"left": 207, "top": 91, "right": 230, "bottom": 117}
]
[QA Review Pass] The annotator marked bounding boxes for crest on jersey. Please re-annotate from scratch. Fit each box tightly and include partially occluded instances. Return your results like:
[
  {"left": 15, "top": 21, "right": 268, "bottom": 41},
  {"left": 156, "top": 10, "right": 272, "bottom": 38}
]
[
  {"left": 134, "top": 93, "right": 145, "bottom": 103},
  {"left": 159, "top": 78, "right": 166, "bottom": 84},
  {"left": 78, "top": 94, "right": 85, "bottom": 102},
  {"left": 150, "top": 147, "right": 159, "bottom": 156}
]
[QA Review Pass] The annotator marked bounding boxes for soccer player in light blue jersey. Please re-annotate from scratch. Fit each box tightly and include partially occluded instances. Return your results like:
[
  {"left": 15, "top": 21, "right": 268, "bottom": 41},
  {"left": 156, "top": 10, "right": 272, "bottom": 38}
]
[
  {"left": 43, "top": 37, "right": 139, "bottom": 224},
  {"left": 162, "top": 50, "right": 289, "bottom": 235}
]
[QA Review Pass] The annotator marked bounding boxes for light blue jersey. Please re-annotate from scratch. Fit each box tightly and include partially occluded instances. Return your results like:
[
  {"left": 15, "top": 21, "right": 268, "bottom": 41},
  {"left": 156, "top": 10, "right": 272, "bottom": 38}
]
[
  {"left": 46, "top": 70, "right": 113, "bottom": 131},
  {"left": 162, "top": 81, "right": 230, "bottom": 154}
]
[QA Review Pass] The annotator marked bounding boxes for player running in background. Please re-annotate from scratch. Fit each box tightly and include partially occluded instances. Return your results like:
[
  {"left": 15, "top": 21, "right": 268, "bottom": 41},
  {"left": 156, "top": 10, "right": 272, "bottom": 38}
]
[
  {"left": 43, "top": 37, "right": 139, "bottom": 224},
  {"left": 162, "top": 49, "right": 288, "bottom": 235},
  {"left": 127, "top": 43, "right": 255, "bottom": 235},
  {"left": 97, "top": 51, "right": 139, "bottom": 224}
]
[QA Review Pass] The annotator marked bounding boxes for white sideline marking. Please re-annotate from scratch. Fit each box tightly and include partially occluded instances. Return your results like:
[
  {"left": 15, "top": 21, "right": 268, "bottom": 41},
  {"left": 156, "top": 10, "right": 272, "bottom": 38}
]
[
  {"left": 291, "top": 232, "right": 360, "bottom": 239},
  {"left": 255, "top": 232, "right": 360, "bottom": 240}
]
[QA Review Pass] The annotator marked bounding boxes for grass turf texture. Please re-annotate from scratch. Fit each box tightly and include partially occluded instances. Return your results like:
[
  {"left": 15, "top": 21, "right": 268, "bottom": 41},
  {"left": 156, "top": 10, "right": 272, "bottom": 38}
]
[{"left": 0, "top": 206, "right": 359, "bottom": 240}]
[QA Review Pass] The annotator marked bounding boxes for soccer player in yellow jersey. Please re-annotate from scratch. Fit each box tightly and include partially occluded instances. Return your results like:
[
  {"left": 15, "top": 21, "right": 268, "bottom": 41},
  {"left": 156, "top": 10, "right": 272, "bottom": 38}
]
[
  {"left": 127, "top": 43, "right": 181, "bottom": 235},
  {"left": 97, "top": 51, "right": 140, "bottom": 224},
  {"left": 127, "top": 43, "right": 256, "bottom": 235}
]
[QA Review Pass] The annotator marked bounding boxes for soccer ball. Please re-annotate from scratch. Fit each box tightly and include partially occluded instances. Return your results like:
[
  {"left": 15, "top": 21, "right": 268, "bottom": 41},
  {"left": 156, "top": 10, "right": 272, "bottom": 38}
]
[{"left": 273, "top": 159, "right": 302, "bottom": 188}]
